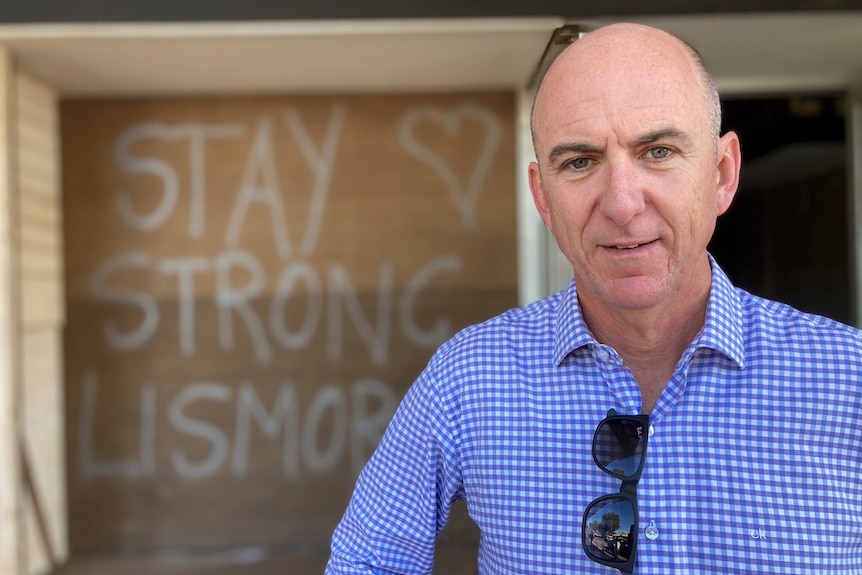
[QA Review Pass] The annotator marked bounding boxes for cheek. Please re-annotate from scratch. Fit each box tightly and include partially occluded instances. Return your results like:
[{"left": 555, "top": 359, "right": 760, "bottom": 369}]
[
  {"left": 546, "top": 199, "right": 590, "bottom": 253},
  {"left": 661, "top": 170, "right": 719, "bottom": 238},
  {"left": 683, "top": 195, "right": 720, "bottom": 246},
  {"left": 554, "top": 197, "right": 591, "bottom": 233}
]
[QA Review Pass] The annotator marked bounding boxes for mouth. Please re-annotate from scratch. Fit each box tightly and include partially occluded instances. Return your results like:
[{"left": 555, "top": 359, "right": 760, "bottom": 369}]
[{"left": 604, "top": 239, "right": 657, "bottom": 250}]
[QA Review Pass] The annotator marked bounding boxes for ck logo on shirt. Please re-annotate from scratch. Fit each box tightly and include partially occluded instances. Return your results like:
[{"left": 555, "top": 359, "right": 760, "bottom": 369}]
[{"left": 749, "top": 529, "right": 767, "bottom": 540}]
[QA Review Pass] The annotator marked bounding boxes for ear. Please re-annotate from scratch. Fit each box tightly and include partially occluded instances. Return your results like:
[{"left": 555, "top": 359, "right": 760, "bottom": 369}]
[
  {"left": 715, "top": 131, "right": 742, "bottom": 216},
  {"left": 528, "top": 161, "right": 553, "bottom": 230}
]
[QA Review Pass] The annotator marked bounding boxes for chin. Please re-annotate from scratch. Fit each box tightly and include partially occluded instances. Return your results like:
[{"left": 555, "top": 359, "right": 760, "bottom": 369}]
[{"left": 598, "top": 281, "right": 669, "bottom": 312}]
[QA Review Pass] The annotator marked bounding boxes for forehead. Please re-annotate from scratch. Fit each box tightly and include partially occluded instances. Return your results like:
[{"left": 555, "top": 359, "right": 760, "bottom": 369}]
[
  {"left": 533, "top": 29, "right": 708, "bottom": 148},
  {"left": 540, "top": 80, "right": 698, "bottom": 146}
]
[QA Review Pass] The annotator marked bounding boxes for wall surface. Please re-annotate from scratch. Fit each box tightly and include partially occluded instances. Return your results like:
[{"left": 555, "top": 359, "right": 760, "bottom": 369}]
[
  {"left": 0, "top": 44, "right": 21, "bottom": 575},
  {"left": 0, "top": 58, "right": 66, "bottom": 575},
  {"left": 17, "top": 72, "right": 66, "bottom": 575}
]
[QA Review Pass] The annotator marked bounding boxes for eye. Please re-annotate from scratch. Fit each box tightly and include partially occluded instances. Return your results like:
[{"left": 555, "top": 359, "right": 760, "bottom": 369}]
[
  {"left": 649, "top": 147, "right": 671, "bottom": 160},
  {"left": 567, "top": 157, "right": 592, "bottom": 171}
]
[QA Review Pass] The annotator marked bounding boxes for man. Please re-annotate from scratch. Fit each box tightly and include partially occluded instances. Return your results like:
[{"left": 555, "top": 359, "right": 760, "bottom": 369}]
[{"left": 326, "top": 23, "right": 862, "bottom": 573}]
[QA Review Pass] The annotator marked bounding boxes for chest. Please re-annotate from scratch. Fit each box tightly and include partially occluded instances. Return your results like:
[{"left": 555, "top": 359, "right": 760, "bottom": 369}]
[{"left": 459, "top": 382, "right": 862, "bottom": 573}]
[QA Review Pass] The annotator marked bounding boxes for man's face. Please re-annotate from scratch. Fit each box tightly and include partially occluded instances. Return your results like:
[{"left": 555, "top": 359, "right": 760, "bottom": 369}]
[{"left": 529, "top": 32, "right": 739, "bottom": 317}]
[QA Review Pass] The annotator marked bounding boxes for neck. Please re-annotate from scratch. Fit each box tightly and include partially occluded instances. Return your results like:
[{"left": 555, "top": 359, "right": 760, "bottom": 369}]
[{"left": 580, "top": 270, "right": 712, "bottom": 413}]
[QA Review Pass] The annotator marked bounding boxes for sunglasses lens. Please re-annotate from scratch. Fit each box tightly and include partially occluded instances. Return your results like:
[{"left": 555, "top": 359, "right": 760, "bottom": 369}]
[
  {"left": 593, "top": 418, "right": 646, "bottom": 479},
  {"left": 583, "top": 496, "right": 636, "bottom": 565}
]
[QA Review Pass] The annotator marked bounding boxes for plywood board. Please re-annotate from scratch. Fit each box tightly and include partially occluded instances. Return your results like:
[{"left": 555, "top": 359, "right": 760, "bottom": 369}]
[{"left": 61, "top": 92, "right": 517, "bottom": 554}]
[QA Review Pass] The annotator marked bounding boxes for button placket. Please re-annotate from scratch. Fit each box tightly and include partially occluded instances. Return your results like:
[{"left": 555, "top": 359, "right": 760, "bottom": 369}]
[{"left": 596, "top": 348, "right": 643, "bottom": 415}]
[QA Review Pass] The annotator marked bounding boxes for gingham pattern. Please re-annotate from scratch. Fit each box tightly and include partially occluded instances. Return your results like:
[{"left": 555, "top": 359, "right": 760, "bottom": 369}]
[{"left": 326, "top": 259, "right": 862, "bottom": 574}]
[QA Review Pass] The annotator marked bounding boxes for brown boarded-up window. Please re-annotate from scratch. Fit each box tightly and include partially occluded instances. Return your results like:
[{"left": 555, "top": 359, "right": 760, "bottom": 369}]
[{"left": 61, "top": 93, "right": 516, "bottom": 553}]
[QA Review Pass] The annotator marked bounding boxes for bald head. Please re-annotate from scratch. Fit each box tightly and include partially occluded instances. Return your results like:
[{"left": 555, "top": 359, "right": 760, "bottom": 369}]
[
  {"left": 531, "top": 23, "right": 721, "bottom": 154},
  {"left": 525, "top": 22, "right": 742, "bottom": 342}
]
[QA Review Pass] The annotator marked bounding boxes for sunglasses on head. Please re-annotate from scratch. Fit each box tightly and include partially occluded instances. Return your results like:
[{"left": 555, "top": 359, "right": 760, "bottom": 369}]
[{"left": 582, "top": 410, "right": 650, "bottom": 573}]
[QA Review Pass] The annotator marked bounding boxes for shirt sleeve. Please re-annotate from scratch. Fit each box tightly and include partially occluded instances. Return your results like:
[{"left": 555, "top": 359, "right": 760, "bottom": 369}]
[{"left": 325, "top": 362, "right": 463, "bottom": 574}]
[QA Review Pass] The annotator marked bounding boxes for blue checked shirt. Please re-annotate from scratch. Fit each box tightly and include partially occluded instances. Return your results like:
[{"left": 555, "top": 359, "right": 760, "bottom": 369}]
[{"left": 326, "top": 260, "right": 862, "bottom": 574}]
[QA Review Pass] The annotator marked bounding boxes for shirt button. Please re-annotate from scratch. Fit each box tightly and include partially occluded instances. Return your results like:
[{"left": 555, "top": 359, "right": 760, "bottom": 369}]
[
  {"left": 645, "top": 520, "right": 660, "bottom": 540},
  {"left": 596, "top": 349, "right": 611, "bottom": 361},
  {"left": 648, "top": 425, "right": 655, "bottom": 438}
]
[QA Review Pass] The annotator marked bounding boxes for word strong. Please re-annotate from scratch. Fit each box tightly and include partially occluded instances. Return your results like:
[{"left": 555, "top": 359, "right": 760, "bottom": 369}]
[{"left": 91, "top": 250, "right": 461, "bottom": 363}]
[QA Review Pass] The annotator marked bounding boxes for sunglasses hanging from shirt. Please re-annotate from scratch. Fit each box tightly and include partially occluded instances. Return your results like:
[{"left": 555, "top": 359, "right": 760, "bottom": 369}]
[{"left": 582, "top": 410, "right": 650, "bottom": 573}]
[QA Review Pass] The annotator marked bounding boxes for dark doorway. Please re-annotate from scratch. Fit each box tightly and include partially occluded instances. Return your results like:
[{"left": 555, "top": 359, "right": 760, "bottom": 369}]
[{"left": 709, "top": 94, "right": 851, "bottom": 325}]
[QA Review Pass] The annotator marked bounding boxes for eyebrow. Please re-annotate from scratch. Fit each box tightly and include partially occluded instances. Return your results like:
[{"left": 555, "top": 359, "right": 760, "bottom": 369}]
[
  {"left": 547, "top": 142, "right": 602, "bottom": 165},
  {"left": 631, "top": 127, "right": 693, "bottom": 148},
  {"left": 545, "top": 127, "right": 694, "bottom": 165}
]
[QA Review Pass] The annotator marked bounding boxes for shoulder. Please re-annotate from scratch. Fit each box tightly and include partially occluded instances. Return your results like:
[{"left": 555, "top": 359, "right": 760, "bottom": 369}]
[
  {"left": 738, "top": 288, "right": 862, "bottom": 347},
  {"left": 413, "top": 291, "right": 562, "bottom": 397},
  {"left": 435, "top": 292, "right": 561, "bottom": 360}
]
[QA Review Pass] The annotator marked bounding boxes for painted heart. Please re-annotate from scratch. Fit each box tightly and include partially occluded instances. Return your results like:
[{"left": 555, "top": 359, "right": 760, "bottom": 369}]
[{"left": 398, "top": 104, "right": 501, "bottom": 228}]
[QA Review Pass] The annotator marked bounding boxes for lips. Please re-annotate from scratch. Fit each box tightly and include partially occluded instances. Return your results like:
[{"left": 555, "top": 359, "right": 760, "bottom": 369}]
[{"left": 604, "top": 239, "right": 657, "bottom": 250}]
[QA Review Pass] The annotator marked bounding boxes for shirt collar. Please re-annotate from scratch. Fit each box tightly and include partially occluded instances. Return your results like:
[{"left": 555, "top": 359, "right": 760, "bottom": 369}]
[
  {"left": 552, "top": 255, "right": 746, "bottom": 369},
  {"left": 695, "top": 255, "right": 746, "bottom": 369},
  {"left": 552, "top": 279, "right": 594, "bottom": 366}
]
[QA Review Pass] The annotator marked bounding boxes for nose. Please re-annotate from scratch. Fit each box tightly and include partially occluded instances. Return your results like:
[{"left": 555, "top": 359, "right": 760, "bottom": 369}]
[{"left": 599, "top": 160, "right": 646, "bottom": 226}]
